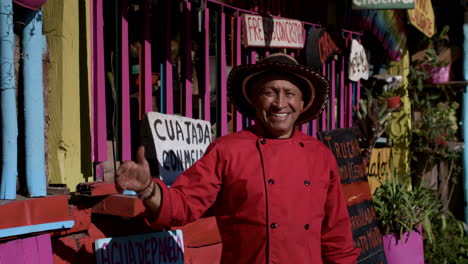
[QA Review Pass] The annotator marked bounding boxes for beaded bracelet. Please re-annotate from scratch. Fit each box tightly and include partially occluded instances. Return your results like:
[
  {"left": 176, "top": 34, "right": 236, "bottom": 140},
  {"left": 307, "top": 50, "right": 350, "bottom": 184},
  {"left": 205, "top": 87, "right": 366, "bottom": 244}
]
[{"left": 137, "top": 180, "right": 156, "bottom": 200}]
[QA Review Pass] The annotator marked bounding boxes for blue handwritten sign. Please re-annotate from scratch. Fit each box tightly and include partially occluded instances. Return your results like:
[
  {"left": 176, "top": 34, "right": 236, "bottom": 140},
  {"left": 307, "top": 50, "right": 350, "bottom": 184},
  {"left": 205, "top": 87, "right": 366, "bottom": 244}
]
[{"left": 95, "top": 230, "right": 184, "bottom": 264}]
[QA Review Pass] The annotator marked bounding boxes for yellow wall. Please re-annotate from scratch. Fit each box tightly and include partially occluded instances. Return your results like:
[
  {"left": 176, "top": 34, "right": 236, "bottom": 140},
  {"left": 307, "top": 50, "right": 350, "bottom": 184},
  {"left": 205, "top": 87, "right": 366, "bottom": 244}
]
[
  {"left": 387, "top": 50, "right": 412, "bottom": 184},
  {"left": 43, "top": 0, "right": 93, "bottom": 191}
]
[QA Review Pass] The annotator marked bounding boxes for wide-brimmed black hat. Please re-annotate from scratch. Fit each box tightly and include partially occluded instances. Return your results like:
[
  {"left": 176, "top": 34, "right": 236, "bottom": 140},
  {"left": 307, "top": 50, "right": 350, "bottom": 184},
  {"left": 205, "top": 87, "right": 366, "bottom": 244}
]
[{"left": 227, "top": 53, "right": 330, "bottom": 124}]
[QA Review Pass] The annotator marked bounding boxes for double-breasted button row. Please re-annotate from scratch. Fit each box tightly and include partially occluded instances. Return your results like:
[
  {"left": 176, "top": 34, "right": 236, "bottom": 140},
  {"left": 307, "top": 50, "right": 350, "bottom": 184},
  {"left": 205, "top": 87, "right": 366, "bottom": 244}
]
[
  {"left": 266, "top": 179, "right": 310, "bottom": 186},
  {"left": 269, "top": 223, "right": 309, "bottom": 230}
]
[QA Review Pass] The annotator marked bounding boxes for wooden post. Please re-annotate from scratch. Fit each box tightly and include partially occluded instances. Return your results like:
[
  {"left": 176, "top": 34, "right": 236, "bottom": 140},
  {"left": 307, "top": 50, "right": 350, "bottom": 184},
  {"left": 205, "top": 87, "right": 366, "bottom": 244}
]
[
  {"left": 203, "top": 7, "right": 211, "bottom": 122},
  {"left": 235, "top": 14, "right": 243, "bottom": 131},
  {"left": 216, "top": 8, "right": 228, "bottom": 136},
  {"left": 331, "top": 60, "right": 336, "bottom": 130},
  {"left": 340, "top": 56, "right": 345, "bottom": 128},
  {"left": 184, "top": 1, "right": 193, "bottom": 117},
  {"left": 43, "top": 0, "right": 90, "bottom": 189},
  {"left": 0, "top": 0, "right": 17, "bottom": 199},
  {"left": 141, "top": 0, "right": 152, "bottom": 117},
  {"left": 165, "top": 0, "right": 174, "bottom": 114},
  {"left": 121, "top": 0, "right": 131, "bottom": 161}
]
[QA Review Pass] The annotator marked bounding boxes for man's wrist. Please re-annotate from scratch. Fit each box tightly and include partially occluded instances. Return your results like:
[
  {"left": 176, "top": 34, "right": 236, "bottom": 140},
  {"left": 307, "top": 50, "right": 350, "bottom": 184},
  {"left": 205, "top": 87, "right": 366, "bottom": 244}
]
[{"left": 137, "top": 180, "right": 156, "bottom": 200}]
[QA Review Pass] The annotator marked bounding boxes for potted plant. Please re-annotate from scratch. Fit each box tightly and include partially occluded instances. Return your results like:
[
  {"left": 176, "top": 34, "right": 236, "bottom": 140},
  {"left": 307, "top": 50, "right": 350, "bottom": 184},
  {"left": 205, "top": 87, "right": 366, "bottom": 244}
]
[
  {"left": 380, "top": 86, "right": 405, "bottom": 111},
  {"left": 370, "top": 74, "right": 404, "bottom": 111},
  {"left": 372, "top": 177, "right": 438, "bottom": 264},
  {"left": 413, "top": 101, "right": 459, "bottom": 148},
  {"left": 411, "top": 25, "right": 458, "bottom": 85}
]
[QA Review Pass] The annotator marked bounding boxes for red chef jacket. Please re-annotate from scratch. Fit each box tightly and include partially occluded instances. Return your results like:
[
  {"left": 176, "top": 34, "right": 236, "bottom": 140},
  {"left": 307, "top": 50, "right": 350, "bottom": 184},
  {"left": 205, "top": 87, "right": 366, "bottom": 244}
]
[{"left": 148, "top": 125, "right": 360, "bottom": 263}]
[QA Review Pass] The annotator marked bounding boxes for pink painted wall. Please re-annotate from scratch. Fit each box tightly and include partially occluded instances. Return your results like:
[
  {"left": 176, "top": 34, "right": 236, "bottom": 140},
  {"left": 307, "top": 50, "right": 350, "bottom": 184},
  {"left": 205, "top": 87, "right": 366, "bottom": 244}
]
[{"left": 0, "top": 234, "right": 53, "bottom": 264}]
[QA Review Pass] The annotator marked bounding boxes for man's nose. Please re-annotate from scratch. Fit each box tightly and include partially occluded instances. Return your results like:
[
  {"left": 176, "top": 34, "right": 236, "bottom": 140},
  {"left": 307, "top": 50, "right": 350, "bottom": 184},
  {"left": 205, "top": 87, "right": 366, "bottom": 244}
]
[{"left": 272, "top": 93, "right": 286, "bottom": 108}]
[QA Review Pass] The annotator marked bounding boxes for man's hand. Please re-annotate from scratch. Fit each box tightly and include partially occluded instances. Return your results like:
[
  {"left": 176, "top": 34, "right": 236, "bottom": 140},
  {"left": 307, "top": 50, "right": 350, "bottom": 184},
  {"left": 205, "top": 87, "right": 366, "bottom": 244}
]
[{"left": 115, "top": 146, "right": 152, "bottom": 193}]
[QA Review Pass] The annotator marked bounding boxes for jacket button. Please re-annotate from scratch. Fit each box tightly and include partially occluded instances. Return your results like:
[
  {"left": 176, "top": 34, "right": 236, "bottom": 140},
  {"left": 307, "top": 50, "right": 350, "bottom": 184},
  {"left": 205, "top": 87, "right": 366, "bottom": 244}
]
[
  {"left": 261, "top": 139, "right": 267, "bottom": 145},
  {"left": 270, "top": 223, "right": 278, "bottom": 229},
  {"left": 304, "top": 224, "right": 310, "bottom": 230},
  {"left": 299, "top": 142, "right": 304, "bottom": 147},
  {"left": 304, "top": 180, "right": 311, "bottom": 186},
  {"left": 268, "top": 179, "right": 275, "bottom": 184}
]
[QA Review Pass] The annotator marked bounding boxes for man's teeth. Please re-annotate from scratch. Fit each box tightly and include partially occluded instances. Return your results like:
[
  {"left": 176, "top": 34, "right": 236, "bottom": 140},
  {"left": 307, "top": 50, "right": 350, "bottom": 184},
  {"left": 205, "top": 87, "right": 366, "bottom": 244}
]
[{"left": 273, "top": 113, "right": 287, "bottom": 117}]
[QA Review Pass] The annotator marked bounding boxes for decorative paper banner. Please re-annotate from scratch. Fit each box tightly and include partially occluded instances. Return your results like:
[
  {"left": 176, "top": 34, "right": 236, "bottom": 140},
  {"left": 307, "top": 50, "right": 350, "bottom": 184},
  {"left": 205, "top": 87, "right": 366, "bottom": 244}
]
[
  {"left": 242, "top": 14, "right": 304, "bottom": 48},
  {"left": 366, "top": 148, "right": 392, "bottom": 194},
  {"left": 407, "top": 0, "right": 434, "bottom": 37},
  {"left": 354, "top": 9, "right": 406, "bottom": 61},
  {"left": 142, "top": 112, "right": 212, "bottom": 186},
  {"left": 306, "top": 28, "right": 341, "bottom": 68},
  {"left": 95, "top": 230, "right": 184, "bottom": 264},
  {"left": 348, "top": 39, "right": 369, "bottom": 82},
  {"left": 318, "top": 128, "right": 387, "bottom": 263},
  {"left": 352, "top": 0, "right": 415, "bottom": 10}
]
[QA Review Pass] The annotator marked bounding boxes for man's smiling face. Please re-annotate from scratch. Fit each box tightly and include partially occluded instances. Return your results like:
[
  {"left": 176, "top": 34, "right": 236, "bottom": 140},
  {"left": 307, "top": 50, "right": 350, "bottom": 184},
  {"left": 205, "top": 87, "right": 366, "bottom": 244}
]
[{"left": 250, "top": 73, "right": 305, "bottom": 138}]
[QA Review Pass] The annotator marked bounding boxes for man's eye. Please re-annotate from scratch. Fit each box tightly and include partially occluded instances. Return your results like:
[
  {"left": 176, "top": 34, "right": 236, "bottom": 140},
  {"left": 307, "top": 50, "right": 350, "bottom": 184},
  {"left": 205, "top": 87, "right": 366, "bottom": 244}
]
[
  {"left": 263, "top": 91, "right": 274, "bottom": 96},
  {"left": 286, "top": 92, "right": 295, "bottom": 97}
]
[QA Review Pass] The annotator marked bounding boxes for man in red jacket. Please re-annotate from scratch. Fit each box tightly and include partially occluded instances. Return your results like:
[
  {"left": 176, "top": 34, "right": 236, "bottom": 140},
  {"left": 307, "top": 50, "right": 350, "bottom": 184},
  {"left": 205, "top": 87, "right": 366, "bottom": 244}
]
[{"left": 116, "top": 53, "right": 360, "bottom": 263}]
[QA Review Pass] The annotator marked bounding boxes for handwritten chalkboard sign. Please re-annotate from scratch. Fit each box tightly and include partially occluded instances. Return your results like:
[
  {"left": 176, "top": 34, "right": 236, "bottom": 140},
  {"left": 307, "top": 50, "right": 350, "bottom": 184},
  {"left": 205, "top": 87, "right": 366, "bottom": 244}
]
[
  {"left": 318, "top": 128, "right": 387, "bottom": 264},
  {"left": 95, "top": 230, "right": 184, "bottom": 264},
  {"left": 142, "top": 112, "right": 212, "bottom": 186}
]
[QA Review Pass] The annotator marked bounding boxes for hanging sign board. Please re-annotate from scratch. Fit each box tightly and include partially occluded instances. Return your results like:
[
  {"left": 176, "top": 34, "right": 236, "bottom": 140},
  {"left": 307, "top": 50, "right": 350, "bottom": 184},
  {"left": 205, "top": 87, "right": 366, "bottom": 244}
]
[
  {"left": 242, "top": 14, "right": 304, "bottom": 48},
  {"left": 352, "top": 0, "right": 415, "bottom": 10},
  {"left": 95, "top": 230, "right": 184, "bottom": 264},
  {"left": 348, "top": 39, "right": 369, "bottom": 81},
  {"left": 318, "top": 128, "right": 387, "bottom": 263},
  {"left": 407, "top": 0, "right": 434, "bottom": 37},
  {"left": 366, "top": 148, "right": 392, "bottom": 194},
  {"left": 306, "top": 28, "right": 341, "bottom": 68},
  {"left": 142, "top": 112, "right": 212, "bottom": 186}
]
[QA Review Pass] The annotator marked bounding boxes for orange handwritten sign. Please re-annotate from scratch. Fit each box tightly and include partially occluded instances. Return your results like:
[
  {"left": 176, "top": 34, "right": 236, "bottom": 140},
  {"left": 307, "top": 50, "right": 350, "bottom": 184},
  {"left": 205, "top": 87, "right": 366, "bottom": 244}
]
[{"left": 407, "top": 0, "right": 434, "bottom": 37}]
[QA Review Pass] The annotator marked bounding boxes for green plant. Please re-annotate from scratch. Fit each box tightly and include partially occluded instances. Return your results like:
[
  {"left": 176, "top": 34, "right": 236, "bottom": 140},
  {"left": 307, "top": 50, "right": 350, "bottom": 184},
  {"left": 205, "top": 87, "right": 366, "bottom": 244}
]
[
  {"left": 372, "top": 176, "right": 438, "bottom": 239},
  {"left": 354, "top": 89, "right": 395, "bottom": 162},
  {"left": 413, "top": 101, "right": 459, "bottom": 148},
  {"left": 423, "top": 208, "right": 468, "bottom": 263},
  {"left": 380, "top": 86, "right": 405, "bottom": 99}
]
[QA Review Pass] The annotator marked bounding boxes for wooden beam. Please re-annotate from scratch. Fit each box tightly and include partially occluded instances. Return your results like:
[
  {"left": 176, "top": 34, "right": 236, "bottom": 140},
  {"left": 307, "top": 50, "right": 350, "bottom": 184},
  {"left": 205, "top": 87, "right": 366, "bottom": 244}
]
[{"left": 0, "top": 195, "right": 70, "bottom": 229}]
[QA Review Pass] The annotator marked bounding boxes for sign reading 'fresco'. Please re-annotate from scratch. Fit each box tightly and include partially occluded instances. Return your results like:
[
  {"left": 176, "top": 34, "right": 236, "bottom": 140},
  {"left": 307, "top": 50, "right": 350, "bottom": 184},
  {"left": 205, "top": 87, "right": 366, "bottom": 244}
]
[
  {"left": 318, "top": 128, "right": 387, "bottom": 264},
  {"left": 242, "top": 14, "right": 304, "bottom": 48}
]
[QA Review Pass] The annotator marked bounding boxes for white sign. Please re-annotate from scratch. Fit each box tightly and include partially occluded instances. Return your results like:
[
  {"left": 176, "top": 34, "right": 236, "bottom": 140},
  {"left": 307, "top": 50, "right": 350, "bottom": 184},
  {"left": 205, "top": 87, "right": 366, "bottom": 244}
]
[
  {"left": 242, "top": 14, "right": 304, "bottom": 48},
  {"left": 348, "top": 39, "right": 369, "bottom": 82},
  {"left": 95, "top": 230, "right": 184, "bottom": 264},
  {"left": 352, "top": 0, "right": 415, "bottom": 9},
  {"left": 143, "top": 112, "right": 212, "bottom": 186}
]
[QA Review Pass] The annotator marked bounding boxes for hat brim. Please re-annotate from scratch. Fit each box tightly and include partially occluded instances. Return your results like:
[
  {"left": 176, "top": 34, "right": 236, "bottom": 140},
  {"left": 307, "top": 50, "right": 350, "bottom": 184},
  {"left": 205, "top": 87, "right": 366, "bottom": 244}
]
[{"left": 227, "top": 62, "right": 330, "bottom": 124}]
